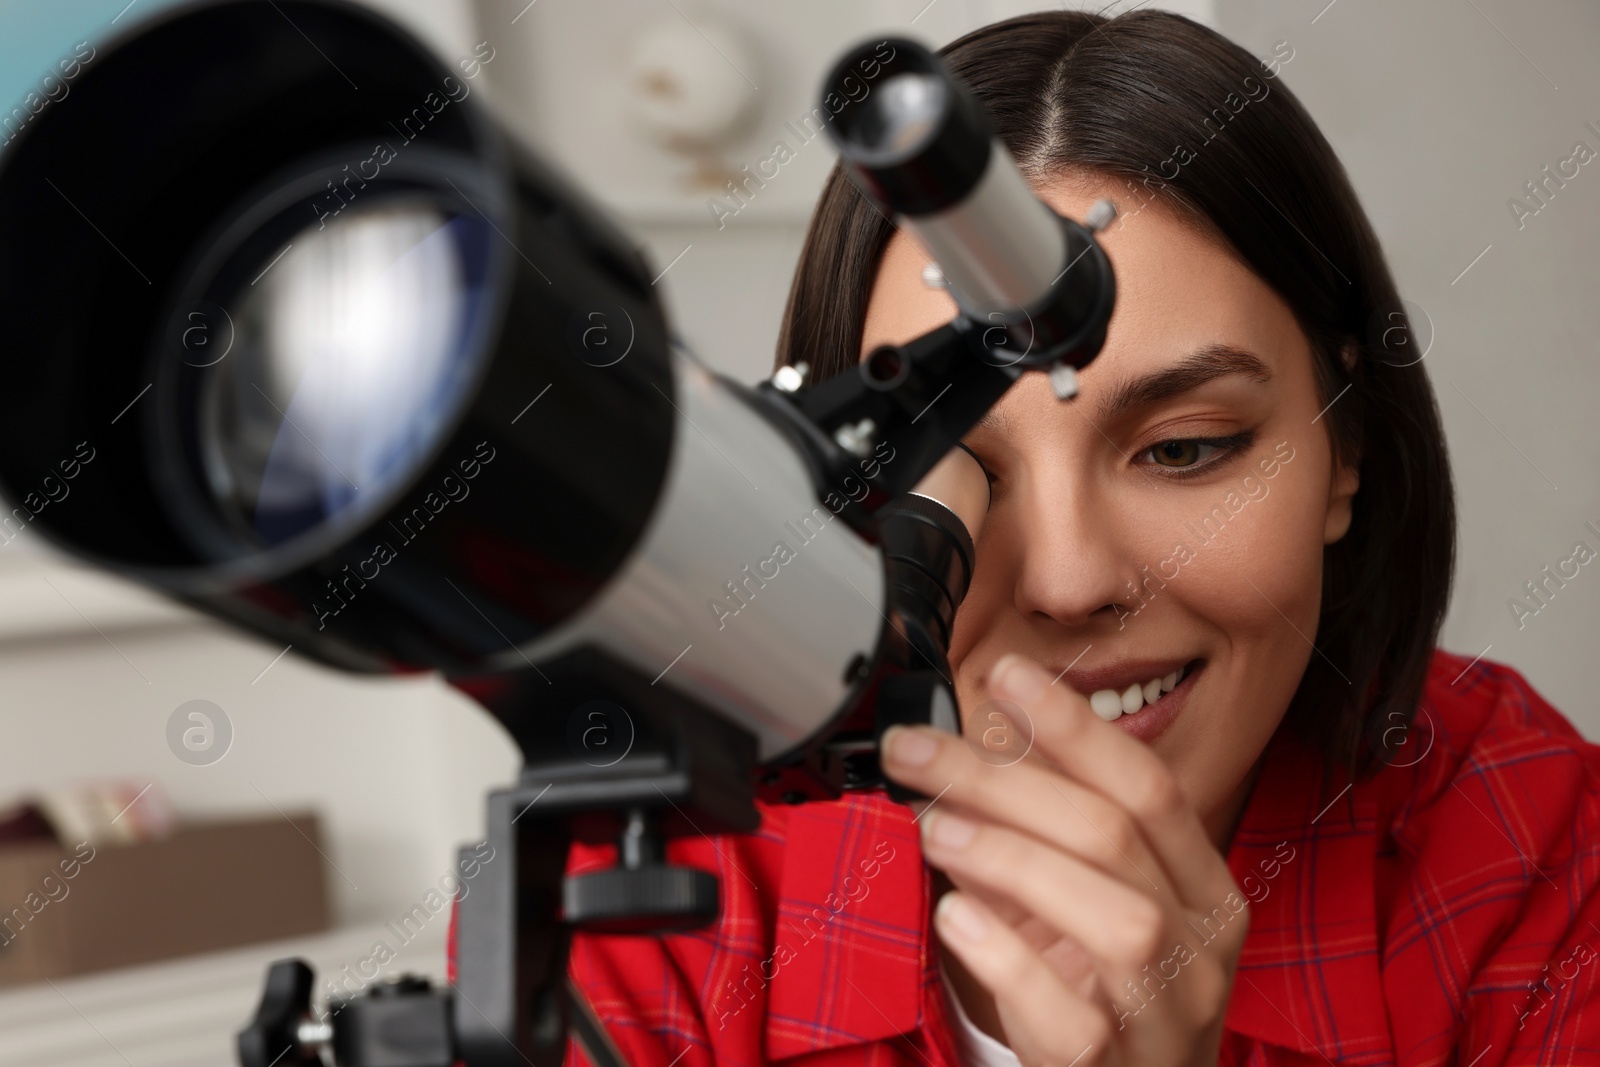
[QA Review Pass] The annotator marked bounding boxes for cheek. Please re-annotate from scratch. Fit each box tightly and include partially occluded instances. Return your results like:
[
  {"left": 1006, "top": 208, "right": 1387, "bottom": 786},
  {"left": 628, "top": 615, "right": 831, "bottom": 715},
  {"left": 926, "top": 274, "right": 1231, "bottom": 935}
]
[
  {"left": 1163, "top": 458, "right": 1327, "bottom": 639},
  {"left": 1165, "top": 440, "right": 1331, "bottom": 741}
]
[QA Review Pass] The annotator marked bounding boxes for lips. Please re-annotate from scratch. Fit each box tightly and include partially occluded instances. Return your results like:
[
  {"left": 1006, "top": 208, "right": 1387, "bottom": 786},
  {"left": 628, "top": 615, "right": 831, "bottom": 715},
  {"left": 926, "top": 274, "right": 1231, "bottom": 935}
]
[
  {"left": 1046, "top": 656, "right": 1205, "bottom": 743},
  {"left": 1083, "top": 661, "right": 1190, "bottom": 721}
]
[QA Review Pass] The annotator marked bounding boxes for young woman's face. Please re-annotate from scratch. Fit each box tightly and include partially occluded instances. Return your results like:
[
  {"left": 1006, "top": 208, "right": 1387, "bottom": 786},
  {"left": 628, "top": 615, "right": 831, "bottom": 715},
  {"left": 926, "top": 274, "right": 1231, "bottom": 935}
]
[{"left": 860, "top": 172, "right": 1359, "bottom": 849}]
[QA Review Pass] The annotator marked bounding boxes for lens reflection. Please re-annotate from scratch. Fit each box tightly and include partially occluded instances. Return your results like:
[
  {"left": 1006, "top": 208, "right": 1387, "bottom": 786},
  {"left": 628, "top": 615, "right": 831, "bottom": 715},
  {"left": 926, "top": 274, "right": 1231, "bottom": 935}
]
[
  {"left": 197, "top": 198, "right": 490, "bottom": 548},
  {"left": 862, "top": 73, "right": 945, "bottom": 156}
]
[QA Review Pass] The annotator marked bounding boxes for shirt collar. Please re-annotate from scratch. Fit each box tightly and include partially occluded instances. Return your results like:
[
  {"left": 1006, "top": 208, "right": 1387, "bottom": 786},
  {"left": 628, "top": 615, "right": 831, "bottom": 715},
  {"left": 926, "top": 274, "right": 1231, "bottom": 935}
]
[{"left": 762, "top": 790, "right": 952, "bottom": 1062}]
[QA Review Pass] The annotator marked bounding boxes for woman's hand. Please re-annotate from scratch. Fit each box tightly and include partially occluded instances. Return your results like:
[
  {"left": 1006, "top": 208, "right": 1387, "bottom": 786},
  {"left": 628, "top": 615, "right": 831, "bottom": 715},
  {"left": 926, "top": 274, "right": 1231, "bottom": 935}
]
[{"left": 879, "top": 652, "right": 1249, "bottom": 1067}]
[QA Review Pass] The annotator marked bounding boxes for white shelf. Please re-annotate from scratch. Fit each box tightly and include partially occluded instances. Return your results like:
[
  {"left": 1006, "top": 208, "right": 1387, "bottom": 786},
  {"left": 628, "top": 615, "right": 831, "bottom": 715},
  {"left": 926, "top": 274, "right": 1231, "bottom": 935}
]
[
  {"left": 0, "top": 541, "right": 203, "bottom": 646},
  {"left": 0, "top": 923, "right": 449, "bottom": 1067}
]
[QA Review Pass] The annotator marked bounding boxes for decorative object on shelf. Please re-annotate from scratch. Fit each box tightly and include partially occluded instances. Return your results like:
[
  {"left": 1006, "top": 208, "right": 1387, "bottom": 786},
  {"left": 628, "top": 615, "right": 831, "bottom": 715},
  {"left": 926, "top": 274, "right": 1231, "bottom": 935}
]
[
  {"left": 624, "top": 10, "right": 761, "bottom": 193},
  {"left": 34, "top": 779, "right": 178, "bottom": 847}
]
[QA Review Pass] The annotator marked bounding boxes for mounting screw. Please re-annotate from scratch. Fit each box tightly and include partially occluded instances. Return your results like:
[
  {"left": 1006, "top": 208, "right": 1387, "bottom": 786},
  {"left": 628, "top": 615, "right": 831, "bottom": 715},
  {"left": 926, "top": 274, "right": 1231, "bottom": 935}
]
[
  {"left": 834, "top": 417, "right": 876, "bottom": 458},
  {"left": 1048, "top": 360, "right": 1079, "bottom": 400},
  {"left": 1085, "top": 198, "right": 1117, "bottom": 233},
  {"left": 771, "top": 361, "right": 809, "bottom": 393}
]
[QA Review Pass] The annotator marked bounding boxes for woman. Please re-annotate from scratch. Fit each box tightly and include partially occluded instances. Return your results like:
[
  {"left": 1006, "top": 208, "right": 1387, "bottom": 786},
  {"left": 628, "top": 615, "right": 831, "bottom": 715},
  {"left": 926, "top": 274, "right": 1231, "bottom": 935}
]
[{"left": 552, "top": 9, "right": 1600, "bottom": 1066}]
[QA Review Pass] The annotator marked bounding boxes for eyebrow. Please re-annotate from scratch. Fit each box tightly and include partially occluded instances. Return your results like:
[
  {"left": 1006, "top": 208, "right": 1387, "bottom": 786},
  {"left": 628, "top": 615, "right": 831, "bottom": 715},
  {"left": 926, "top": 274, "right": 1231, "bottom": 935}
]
[
  {"left": 1092, "top": 343, "right": 1272, "bottom": 423},
  {"left": 973, "top": 406, "right": 1008, "bottom": 435},
  {"left": 968, "top": 343, "right": 1272, "bottom": 436}
]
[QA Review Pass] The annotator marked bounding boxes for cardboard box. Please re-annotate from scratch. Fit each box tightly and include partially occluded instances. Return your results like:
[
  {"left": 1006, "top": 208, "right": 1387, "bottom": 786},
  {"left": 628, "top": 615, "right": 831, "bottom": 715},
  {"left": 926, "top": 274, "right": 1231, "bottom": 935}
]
[{"left": 0, "top": 812, "right": 330, "bottom": 987}]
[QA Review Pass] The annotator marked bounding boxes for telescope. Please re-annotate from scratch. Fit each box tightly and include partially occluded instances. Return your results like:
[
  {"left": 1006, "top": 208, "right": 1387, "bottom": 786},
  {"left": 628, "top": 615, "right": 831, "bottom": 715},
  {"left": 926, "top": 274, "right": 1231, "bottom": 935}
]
[{"left": 0, "top": 2, "right": 1116, "bottom": 1064}]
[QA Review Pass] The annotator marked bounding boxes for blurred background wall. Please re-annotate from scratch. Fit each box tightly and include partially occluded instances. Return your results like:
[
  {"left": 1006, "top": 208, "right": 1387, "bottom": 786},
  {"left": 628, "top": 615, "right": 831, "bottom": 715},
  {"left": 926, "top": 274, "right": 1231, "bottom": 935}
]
[{"left": 0, "top": 0, "right": 1594, "bottom": 1033}]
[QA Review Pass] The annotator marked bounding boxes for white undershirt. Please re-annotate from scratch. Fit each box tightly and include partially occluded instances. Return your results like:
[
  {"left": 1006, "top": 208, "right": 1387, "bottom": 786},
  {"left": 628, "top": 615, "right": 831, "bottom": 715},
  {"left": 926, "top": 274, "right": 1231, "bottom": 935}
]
[{"left": 938, "top": 960, "right": 1024, "bottom": 1067}]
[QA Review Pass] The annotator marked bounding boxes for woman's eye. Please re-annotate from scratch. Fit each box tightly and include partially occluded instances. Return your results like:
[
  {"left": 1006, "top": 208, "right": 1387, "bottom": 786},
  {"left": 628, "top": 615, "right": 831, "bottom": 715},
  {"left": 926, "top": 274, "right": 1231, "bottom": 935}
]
[
  {"left": 1138, "top": 432, "right": 1253, "bottom": 475},
  {"left": 1148, "top": 440, "right": 1216, "bottom": 467}
]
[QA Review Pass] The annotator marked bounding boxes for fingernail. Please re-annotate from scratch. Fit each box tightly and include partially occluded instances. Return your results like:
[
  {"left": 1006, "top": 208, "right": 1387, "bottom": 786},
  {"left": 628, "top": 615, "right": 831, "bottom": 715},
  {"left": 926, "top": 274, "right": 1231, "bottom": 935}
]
[
  {"left": 883, "top": 725, "right": 938, "bottom": 766},
  {"left": 990, "top": 653, "right": 1044, "bottom": 702},
  {"left": 937, "top": 892, "right": 989, "bottom": 942},
  {"left": 924, "top": 809, "right": 975, "bottom": 849}
]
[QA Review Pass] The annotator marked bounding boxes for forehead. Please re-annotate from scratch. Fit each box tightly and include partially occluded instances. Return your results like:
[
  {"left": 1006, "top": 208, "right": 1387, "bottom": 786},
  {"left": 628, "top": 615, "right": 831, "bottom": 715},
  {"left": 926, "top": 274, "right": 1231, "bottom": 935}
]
[{"left": 857, "top": 172, "right": 1310, "bottom": 408}]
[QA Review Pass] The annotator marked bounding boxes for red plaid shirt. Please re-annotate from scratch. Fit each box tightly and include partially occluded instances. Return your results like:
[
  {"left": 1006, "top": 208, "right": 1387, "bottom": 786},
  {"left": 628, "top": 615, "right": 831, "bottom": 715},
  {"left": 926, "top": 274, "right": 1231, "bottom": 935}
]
[{"left": 451, "top": 649, "right": 1600, "bottom": 1066}]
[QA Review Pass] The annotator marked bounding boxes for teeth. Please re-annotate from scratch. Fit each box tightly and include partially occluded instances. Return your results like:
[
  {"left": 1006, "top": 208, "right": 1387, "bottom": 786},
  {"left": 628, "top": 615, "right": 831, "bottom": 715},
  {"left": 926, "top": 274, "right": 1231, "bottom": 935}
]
[
  {"left": 1089, "top": 689, "right": 1124, "bottom": 721},
  {"left": 1089, "top": 664, "right": 1189, "bottom": 720}
]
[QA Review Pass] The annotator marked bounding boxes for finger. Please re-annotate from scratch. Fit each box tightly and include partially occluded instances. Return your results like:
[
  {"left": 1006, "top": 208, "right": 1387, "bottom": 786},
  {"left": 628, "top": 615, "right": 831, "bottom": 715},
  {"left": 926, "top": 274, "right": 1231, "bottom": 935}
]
[
  {"left": 939, "top": 864, "right": 1080, "bottom": 963},
  {"left": 883, "top": 722, "right": 1175, "bottom": 900},
  {"left": 987, "top": 652, "right": 1238, "bottom": 909},
  {"left": 920, "top": 806, "right": 1168, "bottom": 980},
  {"left": 927, "top": 812, "right": 1242, "bottom": 1067},
  {"left": 932, "top": 889, "right": 1113, "bottom": 1067}
]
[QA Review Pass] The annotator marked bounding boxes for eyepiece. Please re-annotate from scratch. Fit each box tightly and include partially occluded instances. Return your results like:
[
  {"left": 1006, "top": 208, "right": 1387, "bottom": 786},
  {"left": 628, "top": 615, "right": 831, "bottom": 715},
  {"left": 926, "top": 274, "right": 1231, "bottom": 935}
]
[
  {"left": 821, "top": 38, "right": 992, "bottom": 216},
  {"left": 820, "top": 36, "right": 1112, "bottom": 369}
]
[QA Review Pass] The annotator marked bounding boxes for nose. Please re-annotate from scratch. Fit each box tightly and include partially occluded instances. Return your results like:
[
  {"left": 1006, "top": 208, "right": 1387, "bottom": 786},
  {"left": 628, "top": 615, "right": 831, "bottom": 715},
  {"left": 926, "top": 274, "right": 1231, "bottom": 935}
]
[{"left": 1008, "top": 459, "right": 1146, "bottom": 631}]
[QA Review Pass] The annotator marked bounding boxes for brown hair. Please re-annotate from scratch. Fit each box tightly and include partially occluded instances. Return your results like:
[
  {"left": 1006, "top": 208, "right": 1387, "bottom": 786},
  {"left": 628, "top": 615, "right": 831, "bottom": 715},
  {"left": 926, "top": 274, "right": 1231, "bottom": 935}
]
[{"left": 773, "top": 9, "right": 1456, "bottom": 786}]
